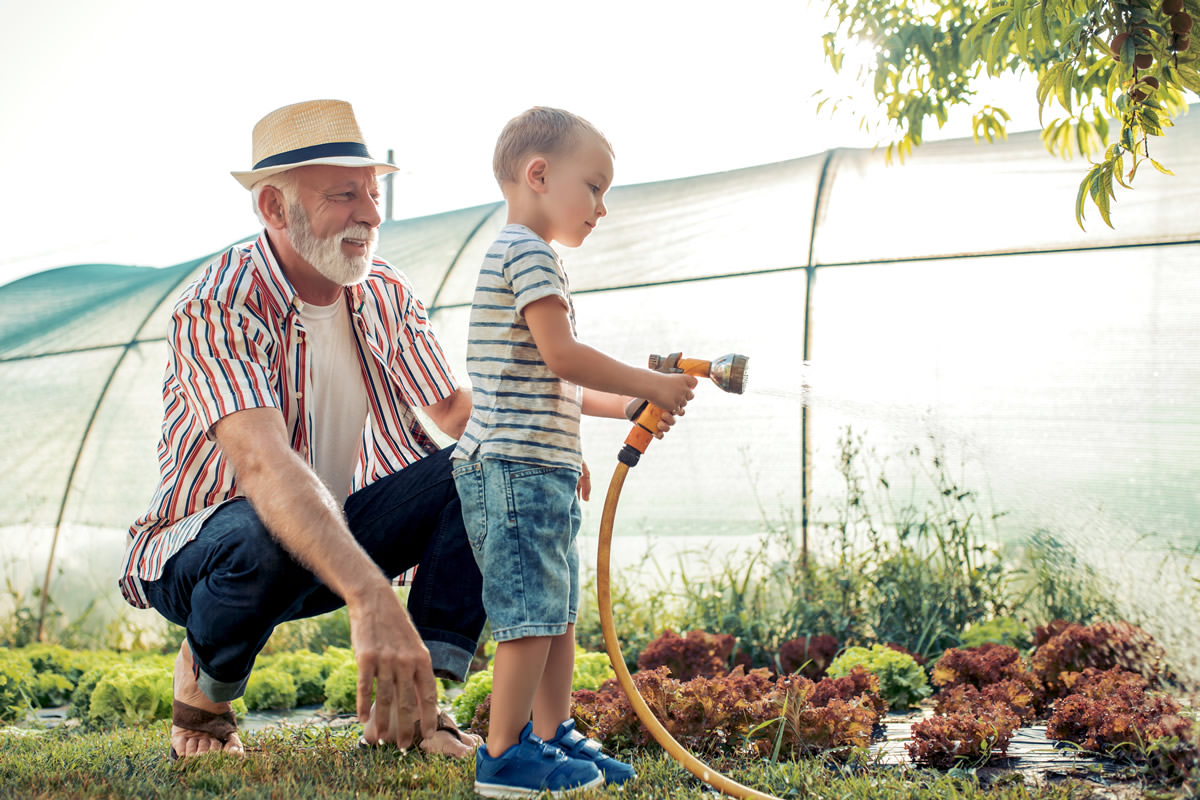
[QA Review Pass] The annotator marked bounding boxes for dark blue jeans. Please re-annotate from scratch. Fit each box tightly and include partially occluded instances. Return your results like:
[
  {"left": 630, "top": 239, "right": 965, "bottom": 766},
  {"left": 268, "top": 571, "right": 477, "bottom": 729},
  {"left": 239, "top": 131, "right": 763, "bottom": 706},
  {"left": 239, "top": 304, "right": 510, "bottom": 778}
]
[{"left": 143, "top": 446, "right": 485, "bottom": 702}]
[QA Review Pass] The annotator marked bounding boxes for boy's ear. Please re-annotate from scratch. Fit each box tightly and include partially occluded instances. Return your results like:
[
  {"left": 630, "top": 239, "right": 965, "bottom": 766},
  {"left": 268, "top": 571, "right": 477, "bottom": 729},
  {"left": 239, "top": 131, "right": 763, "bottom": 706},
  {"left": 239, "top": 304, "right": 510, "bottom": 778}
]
[{"left": 524, "top": 156, "right": 549, "bottom": 194}]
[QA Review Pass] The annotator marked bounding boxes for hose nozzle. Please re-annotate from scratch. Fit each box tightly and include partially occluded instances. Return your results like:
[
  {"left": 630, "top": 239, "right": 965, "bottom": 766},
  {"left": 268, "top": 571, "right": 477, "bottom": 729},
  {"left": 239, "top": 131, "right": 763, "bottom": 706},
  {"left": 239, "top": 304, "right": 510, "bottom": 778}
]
[
  {"left": 648, "top": 352, "right": 750, "bottom": 394},
  {"left": 620, "top": 352, "right": 751, "bottom": 467}
]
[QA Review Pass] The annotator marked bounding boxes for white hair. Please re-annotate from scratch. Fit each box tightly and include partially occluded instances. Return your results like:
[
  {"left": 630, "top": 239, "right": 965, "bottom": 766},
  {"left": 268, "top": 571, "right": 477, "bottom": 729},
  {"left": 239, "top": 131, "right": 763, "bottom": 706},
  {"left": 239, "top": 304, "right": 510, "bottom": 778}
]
[{"left": 250, "top": 169, "right": 300, "bottom": 226}]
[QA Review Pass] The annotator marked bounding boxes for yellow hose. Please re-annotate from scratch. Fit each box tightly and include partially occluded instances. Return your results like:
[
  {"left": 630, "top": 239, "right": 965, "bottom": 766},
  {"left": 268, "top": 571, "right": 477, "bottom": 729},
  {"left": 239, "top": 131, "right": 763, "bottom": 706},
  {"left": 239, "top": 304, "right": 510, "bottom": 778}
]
[{"left": 596, "top": 461, "right": 784, "bottom": 800}]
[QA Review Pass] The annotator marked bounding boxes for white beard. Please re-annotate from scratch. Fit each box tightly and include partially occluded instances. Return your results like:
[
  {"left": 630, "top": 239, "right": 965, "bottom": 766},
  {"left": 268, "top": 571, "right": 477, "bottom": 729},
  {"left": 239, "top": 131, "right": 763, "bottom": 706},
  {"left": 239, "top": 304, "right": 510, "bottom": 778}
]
[{"left": 287, "top": 201, "right": 377, "bottom": 286}]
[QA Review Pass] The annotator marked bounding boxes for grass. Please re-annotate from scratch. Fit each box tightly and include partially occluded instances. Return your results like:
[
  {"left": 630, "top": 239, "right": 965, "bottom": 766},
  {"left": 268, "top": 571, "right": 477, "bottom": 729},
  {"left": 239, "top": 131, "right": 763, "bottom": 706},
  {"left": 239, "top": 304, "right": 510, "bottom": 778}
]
[
  {"left": 4, "top": 427, "right": 1197, "bottom": 797},
  {"left": 0, "top": 722, "right": 1114, "bottom": 800}
]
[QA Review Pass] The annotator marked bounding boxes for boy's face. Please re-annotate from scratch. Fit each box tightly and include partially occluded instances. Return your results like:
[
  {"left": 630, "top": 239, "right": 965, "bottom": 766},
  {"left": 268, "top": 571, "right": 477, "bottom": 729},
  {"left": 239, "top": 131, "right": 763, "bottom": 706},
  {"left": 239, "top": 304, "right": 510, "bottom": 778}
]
[{"left": 540, "top": 135, "right": 613, "bottom": 248}]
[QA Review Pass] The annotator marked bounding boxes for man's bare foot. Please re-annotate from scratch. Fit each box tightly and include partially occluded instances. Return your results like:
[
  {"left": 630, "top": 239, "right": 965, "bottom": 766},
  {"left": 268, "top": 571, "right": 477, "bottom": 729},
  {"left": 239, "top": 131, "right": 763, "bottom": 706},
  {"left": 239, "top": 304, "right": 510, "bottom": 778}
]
[
  {"left": 362, "top": 701, "right": 480, "bottom": 758},
  {"left": 170, "top": 640, "right": 245, "bottom": 760}
]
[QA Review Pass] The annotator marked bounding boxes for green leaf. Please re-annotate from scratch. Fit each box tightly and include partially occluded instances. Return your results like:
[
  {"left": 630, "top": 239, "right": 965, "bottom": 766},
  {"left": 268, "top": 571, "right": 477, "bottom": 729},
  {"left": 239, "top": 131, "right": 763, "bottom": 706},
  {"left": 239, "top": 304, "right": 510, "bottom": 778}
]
[
  {"left": 1148, "top": 158, "right": 1175, "bottom": 176},
  {"left": 1055, "top": 63, "right": 1073, "bottom": 113},
  {"left": 1093, "top": 165, "right": 1115, "bottom": 229},
  {"left": 1113, "top": 152, "right": 1129, "bottom": 188},
  {"left": 1036, "top": 64, "right": 1058, "bottom": 111},
  {"left": 986, "top": 16, "right": 1014, "bottom": 75},
  {"left": 1032, "top": 3, "right": 1050, "bottom": 54},
  {"left": 1075, "top": 165, "right": 1097, "bottom": 230},
  {"left": 1177, "top": 65, "right": 1200, "bottom": 93}
]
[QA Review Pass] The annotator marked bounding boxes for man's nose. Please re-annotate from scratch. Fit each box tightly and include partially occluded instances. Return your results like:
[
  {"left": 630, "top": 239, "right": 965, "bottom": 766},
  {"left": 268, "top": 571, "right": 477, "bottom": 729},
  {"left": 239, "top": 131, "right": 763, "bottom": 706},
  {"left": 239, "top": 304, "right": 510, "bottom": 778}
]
[{"left": 358, "top": 191, "right": 382, "bottom": 228}]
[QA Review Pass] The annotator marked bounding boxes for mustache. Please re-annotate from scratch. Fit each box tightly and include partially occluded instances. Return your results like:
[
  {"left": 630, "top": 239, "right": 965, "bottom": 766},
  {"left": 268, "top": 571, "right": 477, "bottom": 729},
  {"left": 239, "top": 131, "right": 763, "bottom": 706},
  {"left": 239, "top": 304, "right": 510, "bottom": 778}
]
[{"left": 340, "top": 225, "right": 377, "bottom": 244}]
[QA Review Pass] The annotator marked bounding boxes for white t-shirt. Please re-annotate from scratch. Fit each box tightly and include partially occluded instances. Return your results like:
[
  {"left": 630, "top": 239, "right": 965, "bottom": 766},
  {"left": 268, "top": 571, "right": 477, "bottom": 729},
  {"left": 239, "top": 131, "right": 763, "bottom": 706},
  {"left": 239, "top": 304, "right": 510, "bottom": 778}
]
[{"left": 297, "top": 297, "right": 368, "bottom": 500}]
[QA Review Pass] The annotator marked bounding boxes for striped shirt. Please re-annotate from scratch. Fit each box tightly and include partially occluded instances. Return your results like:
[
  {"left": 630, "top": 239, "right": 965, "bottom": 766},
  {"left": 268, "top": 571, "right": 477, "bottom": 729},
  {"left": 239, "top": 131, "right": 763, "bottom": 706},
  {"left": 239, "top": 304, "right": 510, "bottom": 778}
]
[
  {"left": 118, "top": 231, "right": 456, "bottom": 608},
  {"left": 451, "top": 224, "right": 582, "bottom": 470}
]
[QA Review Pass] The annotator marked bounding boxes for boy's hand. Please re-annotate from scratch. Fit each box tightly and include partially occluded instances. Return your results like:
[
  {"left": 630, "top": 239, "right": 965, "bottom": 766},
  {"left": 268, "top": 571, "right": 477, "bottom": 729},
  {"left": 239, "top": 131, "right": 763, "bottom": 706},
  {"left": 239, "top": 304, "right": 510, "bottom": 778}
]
[
  {"left": 648, "top": 373, "right": 698, "bottom": 424},
  {"left": 577, "top": 461, "right": 591, "bottom": 501}
]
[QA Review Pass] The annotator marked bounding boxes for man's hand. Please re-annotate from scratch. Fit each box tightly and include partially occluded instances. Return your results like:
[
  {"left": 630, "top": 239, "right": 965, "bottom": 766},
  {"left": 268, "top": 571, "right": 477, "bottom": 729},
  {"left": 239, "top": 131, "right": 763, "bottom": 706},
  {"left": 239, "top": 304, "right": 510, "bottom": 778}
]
[
  {"left": 425, "top": 387, "right": 472, "bottom": 440},
  {"left": 212, "top": 408, "right": 444, "bottom": 750},
  {"left": 350, "top": 579, "right": 438, "bottom": 748}
]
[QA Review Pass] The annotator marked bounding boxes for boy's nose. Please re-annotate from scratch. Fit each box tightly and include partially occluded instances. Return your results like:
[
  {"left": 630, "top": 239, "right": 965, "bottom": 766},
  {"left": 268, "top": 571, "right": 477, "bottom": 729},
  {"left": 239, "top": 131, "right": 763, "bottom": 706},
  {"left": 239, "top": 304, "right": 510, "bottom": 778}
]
[{"left": 596, "top": 199, "right": 607, "bottom": 217}]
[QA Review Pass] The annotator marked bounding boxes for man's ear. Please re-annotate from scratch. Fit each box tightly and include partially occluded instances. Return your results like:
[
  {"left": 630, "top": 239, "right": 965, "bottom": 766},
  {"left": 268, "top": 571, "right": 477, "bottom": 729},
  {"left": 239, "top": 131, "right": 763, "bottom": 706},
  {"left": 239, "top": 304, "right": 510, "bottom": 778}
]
[
  {"left": 524, "top": 156, "right": 549, "bottom": 194},
  {"left": 257, "top": 185, "right": 289, "bottom": 229}
]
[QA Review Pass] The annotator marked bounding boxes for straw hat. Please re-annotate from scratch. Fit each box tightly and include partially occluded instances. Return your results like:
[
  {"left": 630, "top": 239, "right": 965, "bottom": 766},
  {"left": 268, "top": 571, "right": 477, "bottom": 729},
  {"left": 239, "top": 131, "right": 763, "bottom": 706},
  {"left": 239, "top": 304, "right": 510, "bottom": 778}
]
[{"left": 231, "top": 99, "right": 399, "bottom": 189}]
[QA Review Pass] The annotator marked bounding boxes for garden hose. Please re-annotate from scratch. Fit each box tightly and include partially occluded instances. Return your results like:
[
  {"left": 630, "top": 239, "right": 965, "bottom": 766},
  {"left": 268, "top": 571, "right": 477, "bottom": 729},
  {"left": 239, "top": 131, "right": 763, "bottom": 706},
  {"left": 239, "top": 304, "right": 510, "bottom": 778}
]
[{"left": 595, "top": 352, "right": 785, "bottom": 800}]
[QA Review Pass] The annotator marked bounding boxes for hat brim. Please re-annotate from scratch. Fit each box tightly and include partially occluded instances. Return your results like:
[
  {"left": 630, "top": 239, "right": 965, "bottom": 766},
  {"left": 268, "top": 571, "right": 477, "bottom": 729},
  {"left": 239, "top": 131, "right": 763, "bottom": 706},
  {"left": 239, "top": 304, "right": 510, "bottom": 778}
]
[{"left": 231, "top": 157, "right": 400, "bottom": 190}]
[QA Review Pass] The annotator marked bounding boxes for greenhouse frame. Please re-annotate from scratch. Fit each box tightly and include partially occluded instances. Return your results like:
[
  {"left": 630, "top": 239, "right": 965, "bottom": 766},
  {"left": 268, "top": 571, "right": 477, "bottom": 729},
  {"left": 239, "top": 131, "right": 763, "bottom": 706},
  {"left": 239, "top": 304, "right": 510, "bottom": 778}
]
[{"left": 1, "top": 108, "right": 1197, "bottom": 672}]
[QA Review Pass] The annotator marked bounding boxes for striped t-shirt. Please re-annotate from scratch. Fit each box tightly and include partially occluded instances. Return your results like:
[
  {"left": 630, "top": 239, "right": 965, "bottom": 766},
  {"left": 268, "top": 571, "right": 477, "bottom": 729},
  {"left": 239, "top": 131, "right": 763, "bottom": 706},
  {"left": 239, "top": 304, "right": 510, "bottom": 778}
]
[{"left": 451, "top": 224, "right": 582, "bottom": 470}]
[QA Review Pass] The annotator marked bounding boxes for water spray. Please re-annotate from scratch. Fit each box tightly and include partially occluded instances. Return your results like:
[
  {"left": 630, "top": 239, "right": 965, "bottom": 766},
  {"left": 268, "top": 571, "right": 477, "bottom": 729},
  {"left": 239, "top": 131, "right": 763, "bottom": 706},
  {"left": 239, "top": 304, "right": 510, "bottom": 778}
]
[{"left": 597, "top": 352, "right": 786, "bottom": 800}]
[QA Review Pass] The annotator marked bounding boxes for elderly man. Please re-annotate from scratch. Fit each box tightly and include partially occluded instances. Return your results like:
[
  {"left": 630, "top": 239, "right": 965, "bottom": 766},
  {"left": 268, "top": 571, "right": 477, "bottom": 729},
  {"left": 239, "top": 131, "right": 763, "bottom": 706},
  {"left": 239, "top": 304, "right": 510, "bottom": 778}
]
[{"left": 119, "top": 99, "right": 485, "bottom": 760}]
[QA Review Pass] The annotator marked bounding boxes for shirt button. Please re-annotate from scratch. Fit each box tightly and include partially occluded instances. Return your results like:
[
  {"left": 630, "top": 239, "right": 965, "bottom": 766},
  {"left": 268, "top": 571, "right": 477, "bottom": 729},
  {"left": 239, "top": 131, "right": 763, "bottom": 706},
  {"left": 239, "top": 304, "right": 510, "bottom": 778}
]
[{"left": 295, "top": 391, "right": 303, "bottom": 399}]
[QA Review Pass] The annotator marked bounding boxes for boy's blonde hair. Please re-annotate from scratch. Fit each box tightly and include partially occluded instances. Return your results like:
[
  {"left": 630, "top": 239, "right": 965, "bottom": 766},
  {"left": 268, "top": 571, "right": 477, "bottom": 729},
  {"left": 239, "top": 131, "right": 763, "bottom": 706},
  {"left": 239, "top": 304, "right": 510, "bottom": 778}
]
[{"left": 493, "top": 107, "right": 613, "bottom": 185}]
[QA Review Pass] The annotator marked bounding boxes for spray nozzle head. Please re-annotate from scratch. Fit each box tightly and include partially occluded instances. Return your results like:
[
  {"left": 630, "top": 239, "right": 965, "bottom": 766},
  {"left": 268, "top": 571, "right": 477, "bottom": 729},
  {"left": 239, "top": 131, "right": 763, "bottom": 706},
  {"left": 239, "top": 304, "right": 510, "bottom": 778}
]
[{"left": 710, "top": 353, "right": 749, "bottom": 394}]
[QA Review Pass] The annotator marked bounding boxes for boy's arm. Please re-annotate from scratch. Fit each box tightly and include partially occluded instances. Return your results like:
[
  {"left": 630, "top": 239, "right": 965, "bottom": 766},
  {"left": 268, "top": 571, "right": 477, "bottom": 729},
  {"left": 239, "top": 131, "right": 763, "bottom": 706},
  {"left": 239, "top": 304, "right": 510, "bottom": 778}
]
[
  {"left": 581, "top": 388, "right": 628, "bottom": 419},
  {"left": 523, "top": 297, "right": 697, "bottom": 413},
  {"left": 582, "top": 388, "right": 681, "bottom": 440}
]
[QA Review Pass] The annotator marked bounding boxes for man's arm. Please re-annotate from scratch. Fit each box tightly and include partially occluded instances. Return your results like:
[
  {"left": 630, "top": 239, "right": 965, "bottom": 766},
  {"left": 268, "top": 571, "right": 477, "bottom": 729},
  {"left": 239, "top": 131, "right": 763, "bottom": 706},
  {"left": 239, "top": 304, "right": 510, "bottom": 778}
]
[
  {"left": 423, "top": 386, "right": 472, "bottom": 440},
  {"left": 212, "top": 407, "right": 439, "bottom": 746}
]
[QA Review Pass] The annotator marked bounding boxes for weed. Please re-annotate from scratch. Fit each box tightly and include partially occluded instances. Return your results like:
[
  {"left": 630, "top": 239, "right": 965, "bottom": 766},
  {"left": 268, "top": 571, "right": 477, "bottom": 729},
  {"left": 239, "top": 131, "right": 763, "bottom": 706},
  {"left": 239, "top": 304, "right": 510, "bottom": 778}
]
[{"left": 1010, "top": 529, "right": 1120, "bottom": 627}]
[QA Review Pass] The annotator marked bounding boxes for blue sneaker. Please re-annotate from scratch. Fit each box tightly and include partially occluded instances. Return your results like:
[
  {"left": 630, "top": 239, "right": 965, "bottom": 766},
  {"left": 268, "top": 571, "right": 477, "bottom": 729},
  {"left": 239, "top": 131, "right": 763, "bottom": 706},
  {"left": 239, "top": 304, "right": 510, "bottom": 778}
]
[
  {"left": 474, "top": 721, "right": 603, "bottom": 798},
  {"left": 546, "top": 719, "right": 637, "bottom": 785}
]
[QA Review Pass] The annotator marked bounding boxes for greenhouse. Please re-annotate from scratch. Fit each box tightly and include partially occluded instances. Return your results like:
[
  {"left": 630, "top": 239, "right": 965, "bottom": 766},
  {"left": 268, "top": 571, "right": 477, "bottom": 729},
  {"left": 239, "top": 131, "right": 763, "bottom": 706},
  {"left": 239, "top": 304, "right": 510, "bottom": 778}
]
[{"left": 1, "top": 107, "right": 1197, "bottom": 684}]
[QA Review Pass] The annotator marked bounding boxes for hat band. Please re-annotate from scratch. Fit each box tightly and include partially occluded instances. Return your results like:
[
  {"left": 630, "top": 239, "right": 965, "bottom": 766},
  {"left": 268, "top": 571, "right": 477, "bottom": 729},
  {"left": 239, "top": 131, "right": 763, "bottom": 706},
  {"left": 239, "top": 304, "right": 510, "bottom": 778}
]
[{"left": 253, "top": 141, "right": 374, "bottom": 170}]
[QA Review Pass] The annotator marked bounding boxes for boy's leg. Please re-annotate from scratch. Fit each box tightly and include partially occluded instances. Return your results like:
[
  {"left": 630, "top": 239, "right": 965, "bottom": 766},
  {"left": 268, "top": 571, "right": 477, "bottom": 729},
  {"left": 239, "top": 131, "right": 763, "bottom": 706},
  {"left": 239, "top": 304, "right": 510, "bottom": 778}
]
[
  {"left": 531, "top": 624, "right": 576, "bottom": 741},
  {"left": 455, "top": 458, "right": 581, "bottom": 752},
  {"left": 487, "top": 636, "right": 552, "bottom": 755}
]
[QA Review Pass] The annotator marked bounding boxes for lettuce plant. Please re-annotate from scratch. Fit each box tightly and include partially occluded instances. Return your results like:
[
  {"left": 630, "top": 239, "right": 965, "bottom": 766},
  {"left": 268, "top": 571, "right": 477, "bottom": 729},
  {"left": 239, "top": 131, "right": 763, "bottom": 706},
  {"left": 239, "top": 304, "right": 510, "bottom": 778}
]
[
  {"left": 778, "top": 635, "right": 839, "bottom": 679},
  {"left": 454, "top": 648, "right": 617, "bottom": 728},
  {"left": 635, "top": 629, "right": 735, "bottom": 680},
  {"left": 244, "top": 667, "right": 297, "bottom": 711},
  {"left": 322, "top": 661, "right": 359, "bottom": 714},
  {"left": 907, "top": 705, "right": 1020, "bottom": 768},
  {"left": 1046, "top": 665, "right": 1195, "bottom": 769},
  {"left": 827, "top": 644, "right": 929, "bottom": 710},
  {"left": 259, "top": 649, "right": 345, "bottom": 706},
  {"left": 89, "top": 663, "right": 172, "bottom": 726},
  {"left": 566, "top": 664, "right": 884, "bottom": 761},
  {"left": 0, "top": 648, "right": 33, "bottom": 722},
  {"left": 1032, "top": 620, "right": 1167, "bottom": 698},
  {"left": 960, "top": 617, "right": 1031, "bottom": 650}
]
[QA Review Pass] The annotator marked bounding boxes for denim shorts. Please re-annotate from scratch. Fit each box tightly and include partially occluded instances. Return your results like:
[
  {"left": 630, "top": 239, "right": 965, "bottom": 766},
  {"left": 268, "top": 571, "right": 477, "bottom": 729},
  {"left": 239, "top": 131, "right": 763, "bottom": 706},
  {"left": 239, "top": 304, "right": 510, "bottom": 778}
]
[{"left": 452, "top": 457, "right": 581, "bottom": 642}]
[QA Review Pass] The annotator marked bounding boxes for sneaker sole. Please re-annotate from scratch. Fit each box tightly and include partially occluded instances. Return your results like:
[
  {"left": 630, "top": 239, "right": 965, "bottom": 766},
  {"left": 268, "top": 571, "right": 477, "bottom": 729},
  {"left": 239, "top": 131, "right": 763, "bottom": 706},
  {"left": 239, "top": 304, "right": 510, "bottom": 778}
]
[{"left": 474, "top": 773, "right": 604, "bottom": 799}]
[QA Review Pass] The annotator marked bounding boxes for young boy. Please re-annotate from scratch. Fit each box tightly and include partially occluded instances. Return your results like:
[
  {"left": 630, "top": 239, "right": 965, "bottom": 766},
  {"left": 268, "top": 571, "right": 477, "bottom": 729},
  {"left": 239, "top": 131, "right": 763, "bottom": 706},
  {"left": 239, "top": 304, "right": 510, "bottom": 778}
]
[{"left": 451, "top": 107, "right": 697, "bottom": 798}]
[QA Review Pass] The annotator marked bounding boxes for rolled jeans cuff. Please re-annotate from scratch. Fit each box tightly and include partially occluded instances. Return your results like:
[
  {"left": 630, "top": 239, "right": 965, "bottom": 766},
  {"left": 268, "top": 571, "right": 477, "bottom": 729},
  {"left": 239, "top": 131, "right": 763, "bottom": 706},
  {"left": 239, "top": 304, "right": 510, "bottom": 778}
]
[
  {"left": 197, "top": 667, "right": 250, "bottom": 703},
  {"left": 425, "top": 637, "right": 475, "bottom": 682}
]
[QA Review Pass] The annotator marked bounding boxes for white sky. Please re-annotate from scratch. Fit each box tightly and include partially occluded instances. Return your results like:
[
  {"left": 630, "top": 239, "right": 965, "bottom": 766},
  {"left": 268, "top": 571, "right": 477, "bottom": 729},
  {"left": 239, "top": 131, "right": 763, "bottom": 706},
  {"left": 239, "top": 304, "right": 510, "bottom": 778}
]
[{"left": 0, "top": 0, "right": 1042, "bottom": 286}]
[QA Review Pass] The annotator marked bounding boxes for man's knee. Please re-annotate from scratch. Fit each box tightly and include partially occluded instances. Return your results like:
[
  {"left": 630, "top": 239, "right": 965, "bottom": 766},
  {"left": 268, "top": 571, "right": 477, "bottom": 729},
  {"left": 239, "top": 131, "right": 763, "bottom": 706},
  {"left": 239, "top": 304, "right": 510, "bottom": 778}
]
[{"left": 190, "top": 503, "right": 316, "bottom": 610}]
